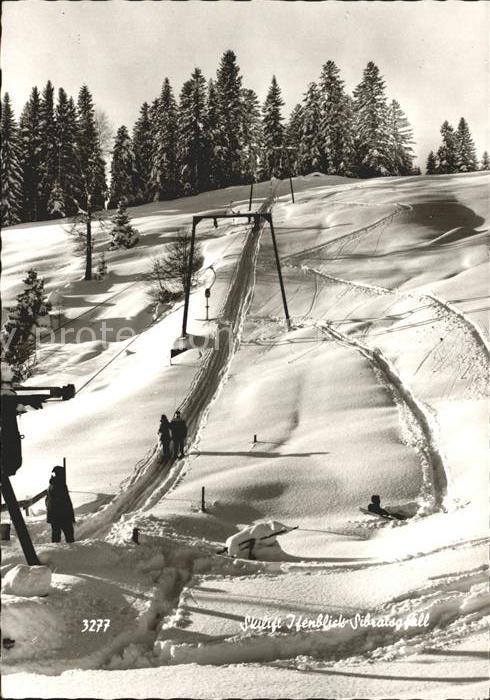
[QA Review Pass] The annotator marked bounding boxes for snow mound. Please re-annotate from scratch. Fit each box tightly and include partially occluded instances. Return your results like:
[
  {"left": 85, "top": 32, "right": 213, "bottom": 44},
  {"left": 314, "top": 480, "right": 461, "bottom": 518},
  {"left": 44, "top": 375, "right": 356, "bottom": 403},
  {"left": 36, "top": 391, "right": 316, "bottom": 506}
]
[
  {"left": 2, "top": 593, "right": 66, "bottom": 661},
  {"left": 2, "top": 565, "right": 52, "bottom": 597},
  {"left": 225, "top": 520, "right": 292, "bottom": 559}
]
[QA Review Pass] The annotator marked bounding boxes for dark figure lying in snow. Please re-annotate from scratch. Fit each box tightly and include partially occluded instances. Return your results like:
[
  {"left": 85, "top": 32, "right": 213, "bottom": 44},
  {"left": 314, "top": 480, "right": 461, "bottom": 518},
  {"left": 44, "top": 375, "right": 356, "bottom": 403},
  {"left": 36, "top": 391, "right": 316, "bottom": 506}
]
[{"left": 368, "top": 494, "right": 406, "bottom": 520}]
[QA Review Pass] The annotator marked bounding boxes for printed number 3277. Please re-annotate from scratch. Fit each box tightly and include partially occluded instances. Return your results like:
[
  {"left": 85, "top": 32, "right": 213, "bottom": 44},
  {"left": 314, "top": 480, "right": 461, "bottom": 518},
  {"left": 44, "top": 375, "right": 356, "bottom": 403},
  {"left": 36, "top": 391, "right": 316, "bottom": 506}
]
[{"left": 81, "top": 619, "right": 110, "bottom": 632}]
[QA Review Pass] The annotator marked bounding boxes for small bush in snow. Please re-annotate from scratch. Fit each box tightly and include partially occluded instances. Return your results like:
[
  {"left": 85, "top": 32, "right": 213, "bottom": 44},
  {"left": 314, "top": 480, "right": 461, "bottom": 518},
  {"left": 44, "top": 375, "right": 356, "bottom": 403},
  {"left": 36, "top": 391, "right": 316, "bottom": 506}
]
[{"left": 145, "top": 229, "right": 204, "bottom": 305}]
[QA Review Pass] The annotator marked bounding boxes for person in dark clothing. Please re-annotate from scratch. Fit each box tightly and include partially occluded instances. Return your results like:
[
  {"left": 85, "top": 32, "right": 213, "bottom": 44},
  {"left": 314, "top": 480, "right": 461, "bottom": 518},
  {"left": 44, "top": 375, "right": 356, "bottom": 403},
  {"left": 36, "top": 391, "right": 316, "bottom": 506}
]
[
  {"left": 367, "top": 494, "right": 391, "bottom": 518},
  {"left": 170, "top": 411, "right": 188, "bottom": 459},
  {"left": 46, "top": 466, "right": 75, "bottom": 543},
  {"left": 158, "top": 414, "right": 171, "bottom": 461}
]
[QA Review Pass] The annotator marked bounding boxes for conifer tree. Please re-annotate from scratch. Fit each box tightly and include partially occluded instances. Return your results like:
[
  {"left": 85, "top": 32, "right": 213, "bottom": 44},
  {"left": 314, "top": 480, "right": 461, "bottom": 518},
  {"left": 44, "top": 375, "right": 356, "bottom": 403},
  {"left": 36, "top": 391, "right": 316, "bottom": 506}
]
[
  {"left": 178, "top": 68, "right": 210, "bottom": 194},
  {"left": 298, "top": 82, "right": 323, "bottom": 174},
  {"left": 71, "top": 87, "right": 107, "bottom": 280},
  {"left": 132, "top": 102, "right": 153, "bottom": 203},
  {"left": 54, "top": 89, "right": 79, "bottom": 216},
  {"left": 39, "top": 81, "right": 58, "bottom": 218},
  {"left": 480, "top": 151, "right": 490, "bottom": 171},
  {"left": 388, "top": 99, "right": 415, "bottom": 175},
  {"left": 353, "top": 62, "right": 392, "bottom": 177},
  {"left": 261, "top": 76, "right": 285, "bottom": 180},
  {"left": 109, "top": 199, "right": 139, "bottom": 249},
  {"left": 1, "top": 93, "right": 23, "bottom": 226},
  {"left": 19, "top": 86, "right": 43, "bottom": 221},
  {"left": 239, "top": 88, "right": 263, "bottom": 184},
  {"left": 48, "top": 180, "right": 65, "bottom": 218},
  {"left": 455, "top": 117, "right": 477, "bottom": 172},
  {"left": 215, "top": 50, "right": 244, "bottom": 185},
  {"left": 436, "top": 121, "right": 458, "bottom": 174},
  {"left": 109, "top": 125, "right": 136, "bottom": 207},
  {"left": 75, "top": 84, "right": 107, "bottom": 209},
  {"left": 318, "top": 60, "right": 354, "bottom": 175},
  {"left": 94, "top": 252, "right": 108, "bottom": 281},
  {"left": 204, "top": 79, "right": 226, "bottom": 189},
  {"left": 426, "top": 151, "right": 437, "bottom": 175},
  {"left": 285, "top": 104, "right": 303, "bottom": 176},
  {"left": 1, "top": 270, "right": 51, "bottom": 379},
  {"left": 151, "top": 79, "right": 179, "bottom": 200}
]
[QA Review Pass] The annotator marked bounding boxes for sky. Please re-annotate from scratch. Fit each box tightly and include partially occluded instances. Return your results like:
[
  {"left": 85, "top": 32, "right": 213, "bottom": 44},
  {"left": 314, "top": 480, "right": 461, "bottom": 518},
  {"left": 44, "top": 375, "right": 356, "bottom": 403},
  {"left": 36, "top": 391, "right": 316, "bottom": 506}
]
[{"left": 2, "top": 0, "right": 489, "bottom": 169}]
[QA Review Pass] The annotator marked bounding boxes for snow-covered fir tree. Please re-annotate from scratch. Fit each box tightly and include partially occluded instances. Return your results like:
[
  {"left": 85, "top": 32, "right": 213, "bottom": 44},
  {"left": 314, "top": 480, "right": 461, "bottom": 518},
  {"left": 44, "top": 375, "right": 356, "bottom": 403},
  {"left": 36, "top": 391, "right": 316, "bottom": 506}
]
[
  {"left": 353, "top": 62, "right": 392, "bottom": 177},
  {"left": 436, "top": 121, "right": 458, "bottom": 174},
  {"left": 261, "top": 76, "right": 286, "bottom": 180},
  {"left": 109, "top": 125, "right": 136, "bottom": 207},
  {"left": 94, "top": 252, "right": 108, "bottom": 281},
  {"left": 204, "top": 79, "right": 226, "bottom": 190},
  {"left": 284, "top": 104, "right": 303, "bottom": 176},
  {"left": 54, "top": 89, "right": 80, "bottom": 216},
  {"left": 149, "top": 97, "right": 161, "bottom": 192},
  {"left": 75, "top": 85, "right": 107, "bottom": 210},
  {"left": 455, "top": 117, "right": 477, "bottom": 172},
  {"left": 109, "top": 199, "right": 139, "bottom": 249},
  {"left": 1, "top": 269, "right": 51, "bottom": 379},
  {"left": 1, "top": 93, "right": 23, "bottom": 226},
  {"left": 39, "top": 81, "right": 58, "bottom": 218},
  {"left": 132, "top": 102, "right": 153, "bottom": 204},
  {"left": 387, "top": 99, "right": 415, "bottom": 175},
  {"left": 318, "top": 60, "right": 354, "bottom": 175},
  {"left": 19, "top": 86, "right": 43, "bottom": 222},
  {"left": 298, "top": 82, "right": 323, "bottom": 175},
  {"left": 47, "top": 180, "right": 65, "bottom": 218},
  {"left": 480, "top": 151, "right": 490, "bottom": 171},
  {"left": 426, "top": 151, "right": 437, "bottom": 175},
  {"left": 178, "top": 68, "right": 210, "bottom": 195},
  {"left": 151, "top": 79, "right": 179, "bottom": 200},
  {"left": 215, "top": 50, "right": 244, "bottom": 186},
  {"left": 239, "top": 88, "right": 263, "bottom": 184}
]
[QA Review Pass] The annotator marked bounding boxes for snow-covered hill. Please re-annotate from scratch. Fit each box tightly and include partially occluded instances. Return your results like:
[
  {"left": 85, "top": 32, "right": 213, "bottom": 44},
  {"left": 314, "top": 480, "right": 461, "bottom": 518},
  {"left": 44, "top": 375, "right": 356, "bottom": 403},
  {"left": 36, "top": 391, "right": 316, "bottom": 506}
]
[{"left": 2, "top": 172, "right": 489, "bottom": 698}]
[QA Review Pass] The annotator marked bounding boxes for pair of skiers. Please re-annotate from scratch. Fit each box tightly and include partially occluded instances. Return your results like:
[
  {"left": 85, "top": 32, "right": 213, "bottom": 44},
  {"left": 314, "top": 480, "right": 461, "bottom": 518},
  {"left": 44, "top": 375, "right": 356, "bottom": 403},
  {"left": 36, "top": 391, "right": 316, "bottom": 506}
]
[
  {"left": 158, "top": 411, "right": 188, "bottom": 461},
  {"left": 45, "top": 466, "right": 75, "bottom": 543}
]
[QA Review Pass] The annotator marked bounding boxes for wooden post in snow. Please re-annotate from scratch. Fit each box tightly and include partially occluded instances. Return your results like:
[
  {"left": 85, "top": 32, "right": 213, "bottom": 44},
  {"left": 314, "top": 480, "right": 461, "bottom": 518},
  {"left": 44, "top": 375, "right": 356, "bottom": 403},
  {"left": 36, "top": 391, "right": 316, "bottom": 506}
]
[{"left": 201, "top": 486, "right": 206, "bottom": 513}]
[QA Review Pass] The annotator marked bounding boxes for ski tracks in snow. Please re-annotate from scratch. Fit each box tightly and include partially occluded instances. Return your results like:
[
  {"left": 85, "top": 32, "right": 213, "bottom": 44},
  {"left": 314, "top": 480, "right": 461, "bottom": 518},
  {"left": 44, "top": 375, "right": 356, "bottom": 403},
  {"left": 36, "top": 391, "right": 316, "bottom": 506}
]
[{"left": 78, "top": 198, "right": 273, "bottom": 538}]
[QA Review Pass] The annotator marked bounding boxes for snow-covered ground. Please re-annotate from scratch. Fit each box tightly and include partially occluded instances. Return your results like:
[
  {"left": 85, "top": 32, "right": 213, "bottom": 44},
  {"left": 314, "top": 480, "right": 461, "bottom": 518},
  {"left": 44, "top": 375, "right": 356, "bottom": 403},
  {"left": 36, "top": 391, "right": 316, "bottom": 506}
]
[{"left": 1, "top": 172, "right": 489, "bottom": 698}]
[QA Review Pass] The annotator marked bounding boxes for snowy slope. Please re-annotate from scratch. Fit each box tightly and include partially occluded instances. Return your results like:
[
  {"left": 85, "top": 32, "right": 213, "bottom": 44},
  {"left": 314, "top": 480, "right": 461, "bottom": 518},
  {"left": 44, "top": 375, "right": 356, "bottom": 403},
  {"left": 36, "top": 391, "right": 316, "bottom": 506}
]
[{"left": 1, "top": 172, "right": 489, "bottom": 698}]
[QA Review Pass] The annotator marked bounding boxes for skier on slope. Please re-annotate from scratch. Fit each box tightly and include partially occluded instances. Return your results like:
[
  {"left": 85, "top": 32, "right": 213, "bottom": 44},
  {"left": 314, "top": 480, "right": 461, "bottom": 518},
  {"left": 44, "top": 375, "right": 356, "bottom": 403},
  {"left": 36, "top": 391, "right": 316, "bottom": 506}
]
[
  {"left": 170, "top": 410, "right": 188, "bottom": 459},
  {"left": 158, "top": 414, "right": 171, "bottom": 461},
  {"left": 367, "top": 494, "right": 406, "bottom": 520},
  {"left": 367, "top": 494, "right": 391, "bottom": 518},
  {"left": 46, "top": 466, "right": 75, "bottom": 543}
]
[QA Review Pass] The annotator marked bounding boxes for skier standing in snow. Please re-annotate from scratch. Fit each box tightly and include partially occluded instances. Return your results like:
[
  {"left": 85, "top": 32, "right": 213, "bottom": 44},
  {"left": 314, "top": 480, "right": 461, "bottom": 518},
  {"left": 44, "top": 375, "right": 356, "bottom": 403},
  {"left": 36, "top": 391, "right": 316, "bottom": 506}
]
[
  {"left": 45, "top": 466, "right": 75, "bottom": 543},
  {"left": 170, "top": 410, "right": 188, "bottom": 459},
  {"left": 158, "top": 414, "right": 171, "bottom": 461}
]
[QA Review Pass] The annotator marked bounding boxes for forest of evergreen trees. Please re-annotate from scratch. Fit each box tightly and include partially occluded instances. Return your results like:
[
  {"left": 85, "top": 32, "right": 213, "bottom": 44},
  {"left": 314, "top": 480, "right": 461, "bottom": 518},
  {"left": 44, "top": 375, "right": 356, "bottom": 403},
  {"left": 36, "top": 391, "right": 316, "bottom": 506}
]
[{"left": 1, "top": 51, "right": 487, "bottom": 227}]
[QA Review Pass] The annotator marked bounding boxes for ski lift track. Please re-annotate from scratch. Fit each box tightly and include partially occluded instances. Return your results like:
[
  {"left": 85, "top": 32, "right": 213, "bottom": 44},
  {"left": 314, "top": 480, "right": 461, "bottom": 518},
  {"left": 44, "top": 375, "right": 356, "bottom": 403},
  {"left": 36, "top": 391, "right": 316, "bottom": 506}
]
[{"left": 78, "top": 196, "right": 275, "bottom": 538}]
